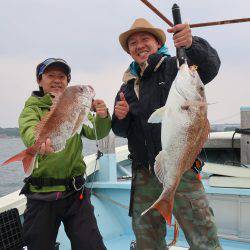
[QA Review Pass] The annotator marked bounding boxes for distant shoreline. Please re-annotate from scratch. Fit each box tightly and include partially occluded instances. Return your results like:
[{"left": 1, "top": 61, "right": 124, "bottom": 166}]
[
  {"left": 0, "top": 135, "right": 19, "bottom": 139},
  {"left": 0, "top": 127, "right": 19, "bottom": 138},
  {"left": 0, "top": 124, "right": 240, "bottom": 139}
]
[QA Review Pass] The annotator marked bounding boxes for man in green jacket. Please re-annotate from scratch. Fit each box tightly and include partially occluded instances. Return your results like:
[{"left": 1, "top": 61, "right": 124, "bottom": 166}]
[{"left": 19, "top": 58, "right": 110, "bottom": 250}]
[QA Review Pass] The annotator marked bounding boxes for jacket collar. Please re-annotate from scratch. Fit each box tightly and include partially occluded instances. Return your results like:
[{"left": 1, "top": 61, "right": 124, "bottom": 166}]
[{"left": 122, "top": 53, "right": 168, "bottom": 84}]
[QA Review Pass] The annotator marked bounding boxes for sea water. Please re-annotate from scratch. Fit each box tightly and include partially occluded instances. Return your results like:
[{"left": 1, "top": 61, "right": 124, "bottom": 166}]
[{"left": 0, "top": 137, "right": 127, "bottom": 197}]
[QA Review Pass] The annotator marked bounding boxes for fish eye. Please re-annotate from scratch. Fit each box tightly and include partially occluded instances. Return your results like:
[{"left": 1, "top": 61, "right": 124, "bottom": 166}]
[
  {"left": 200, "top": 86, "right": 204, "bottom": 91},
  {"left": 78, "top": 86, "right": 84, "bottom": 92}
]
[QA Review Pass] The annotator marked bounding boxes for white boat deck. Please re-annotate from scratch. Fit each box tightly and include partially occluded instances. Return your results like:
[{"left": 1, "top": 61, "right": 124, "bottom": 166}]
[{"left": 1, "top": 131, "right": 250, "bottom": 250}]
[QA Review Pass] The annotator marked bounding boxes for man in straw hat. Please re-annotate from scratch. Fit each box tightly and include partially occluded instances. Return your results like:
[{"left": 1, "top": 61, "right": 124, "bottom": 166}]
[{"left": 112, "top": 18, "right": 222, "bottom": 250}]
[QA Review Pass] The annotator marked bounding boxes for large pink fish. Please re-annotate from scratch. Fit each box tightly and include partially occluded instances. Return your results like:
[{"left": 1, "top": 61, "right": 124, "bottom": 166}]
[
  {"left": 142, "top": 63, "right": 210, "bottom": 225},
  {"left": 1, "top": 85, "right": 95, "bottom": 176}
]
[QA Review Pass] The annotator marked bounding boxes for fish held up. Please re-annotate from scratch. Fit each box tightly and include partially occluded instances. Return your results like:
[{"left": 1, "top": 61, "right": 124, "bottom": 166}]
[
  {"left": 1, "top": 85, "right": 95, "bottom": 176},
  {"left": 141, "top": 63, "right": 210, "bottom": 225}
]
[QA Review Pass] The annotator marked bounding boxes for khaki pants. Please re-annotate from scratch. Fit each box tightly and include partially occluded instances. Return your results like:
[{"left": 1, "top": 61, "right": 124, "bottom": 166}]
[{"left": 130, "top": 167, "right": 222, "bottom": 250}]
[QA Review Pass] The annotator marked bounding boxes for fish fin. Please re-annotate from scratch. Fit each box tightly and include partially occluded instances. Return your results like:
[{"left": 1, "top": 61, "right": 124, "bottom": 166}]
[
  {"left": 72, "top": 110, "right": 85, "bottom": 136},
  {"left": 1, "top": 150, "right": 28, "bottom": 166},
  {"left": 148, "top": 106, "right": 166, "bottom": 123},
  {"left": 154, "top": 150, "right": 168, "bottom": 184},
  {"left": 141, "top": 192, "right": 174, "bottom": 226},
  {"left": 1, "top": 148, "right": 37, "bottom": 176},
  {"left": 154, "top": 196, "right": 174, "bottom": 226},
  {"left": 22, "top": 153, "right": 37, "bottom": 176}
]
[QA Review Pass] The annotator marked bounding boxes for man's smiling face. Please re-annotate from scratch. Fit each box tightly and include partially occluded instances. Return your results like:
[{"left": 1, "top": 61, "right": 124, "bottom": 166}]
[
  {"left": 38, "top": 66, "right": 68, "bottom": 95},
  {"left": 127, "top": 31, "right": 162, "bottom": 64}
]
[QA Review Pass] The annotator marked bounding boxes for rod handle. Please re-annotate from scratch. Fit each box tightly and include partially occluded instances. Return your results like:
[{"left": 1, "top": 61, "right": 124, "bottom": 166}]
[{"left": 172, "top": 4, "right": 187, "bottom": 66}]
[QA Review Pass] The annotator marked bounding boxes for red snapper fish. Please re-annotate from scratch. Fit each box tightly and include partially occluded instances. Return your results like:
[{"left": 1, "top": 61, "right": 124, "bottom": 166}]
[
  {"left": 1, "top": 85, "right": 95, "bottom": 176},
  {"left": 142, "top": 63, "right": 210, "bottom": 225}
]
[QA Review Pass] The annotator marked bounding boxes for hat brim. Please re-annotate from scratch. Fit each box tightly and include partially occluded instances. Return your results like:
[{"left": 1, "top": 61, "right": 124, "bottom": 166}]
[
  {"left": 43, "top": 61, "right": 71, "bottom": 75},
  {"left": 119, "top": 27, "right": 166, "bottom": 53}
]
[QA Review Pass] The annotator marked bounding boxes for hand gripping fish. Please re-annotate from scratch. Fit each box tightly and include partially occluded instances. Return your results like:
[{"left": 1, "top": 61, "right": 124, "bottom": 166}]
[
  {"left": 1, "top": 85, "right": 95, "bottom": 176},
  {"left": 142, "top": 63, "right": 210, "bottom": 225}
]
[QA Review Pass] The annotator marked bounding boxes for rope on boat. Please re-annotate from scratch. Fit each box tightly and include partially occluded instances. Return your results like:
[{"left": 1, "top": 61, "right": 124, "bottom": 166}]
[
  {"left": 92, "top": 191, "right": 180, "bottom": 246},
  {"left": 92, "top": 191, "right": 129, "bottom": 210}
]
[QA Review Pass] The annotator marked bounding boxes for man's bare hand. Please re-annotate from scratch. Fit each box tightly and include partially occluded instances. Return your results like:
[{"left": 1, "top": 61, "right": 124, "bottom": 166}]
[
  {"left": 167, "top": 23, "right": 192, "bottom": 49},
  {"left": 114, "top": 92, "right": 129, "bottom": 120},
  {"left": 92, "top": 99, "right": 108, "bottom": 118},
  {"left": 39, "top": 138, "right": 54, "bottom": 156}
]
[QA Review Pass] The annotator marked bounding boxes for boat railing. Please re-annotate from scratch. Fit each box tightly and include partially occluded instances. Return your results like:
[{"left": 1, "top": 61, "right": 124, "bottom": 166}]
[{"left": 0, "top": 142, "right": 129, "bottom": 214}]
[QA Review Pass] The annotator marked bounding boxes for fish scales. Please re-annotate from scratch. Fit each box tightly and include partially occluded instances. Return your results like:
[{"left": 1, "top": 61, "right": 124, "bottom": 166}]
[
  {"left": 142, "top": 63, "right": 210, "bottom": 225},
  {"left": 1, "top": 85, "right": 95, "bottom": 176}
]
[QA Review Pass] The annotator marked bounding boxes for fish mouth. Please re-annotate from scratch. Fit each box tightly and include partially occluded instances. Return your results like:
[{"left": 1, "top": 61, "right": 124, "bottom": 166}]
[
  {"left": 87, "top": 85, "right": 94, "bottom": 92},
  {"left": 77, "top": 85, "right": 95, "bottom": 102}
]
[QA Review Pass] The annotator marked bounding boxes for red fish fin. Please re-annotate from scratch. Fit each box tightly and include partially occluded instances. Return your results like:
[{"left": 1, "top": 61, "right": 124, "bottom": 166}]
[
  {"left": 22, "top": 153, "right": 37, "bottom": 176},
  {"left": 1, "top": 149, "right": 28, "bottom": 166},
  {"left": 153, "top": 196, "right": 174, "bottom": 226},
  {"left": 1, "top": 148, "right": 37, "bottom": 176}
]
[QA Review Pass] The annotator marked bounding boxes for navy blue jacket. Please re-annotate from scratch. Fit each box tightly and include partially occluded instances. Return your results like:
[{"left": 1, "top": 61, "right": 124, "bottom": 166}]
[{"left": 112, "top": 36, "right": 220, "bottom": 170}]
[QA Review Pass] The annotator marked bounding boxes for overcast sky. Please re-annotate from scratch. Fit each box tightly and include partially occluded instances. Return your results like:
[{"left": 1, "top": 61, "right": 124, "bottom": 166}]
[{"left": 0, "top": 0, "right": 249, "bottom": 127}]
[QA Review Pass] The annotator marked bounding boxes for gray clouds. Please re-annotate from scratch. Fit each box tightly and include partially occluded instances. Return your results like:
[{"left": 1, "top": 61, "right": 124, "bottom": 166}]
[{"left": 0, "top": 0, "right": 250, "bottom": 126}]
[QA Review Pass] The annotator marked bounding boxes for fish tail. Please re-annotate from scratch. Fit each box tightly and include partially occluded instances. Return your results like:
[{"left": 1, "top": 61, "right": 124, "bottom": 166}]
[
  {"left": 141, "top": 191, "right": 174, "bottom": 226},
  {"left": 1, "top": 148, "right": 37, "bottom": 176},
  {"left": 153, "top": 194, "right": 174, "bottom": 226}
]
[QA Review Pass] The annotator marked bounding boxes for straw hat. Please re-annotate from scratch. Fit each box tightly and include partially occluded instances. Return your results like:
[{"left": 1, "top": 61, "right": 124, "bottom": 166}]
[{"left": 119, "top": 18, "right": 166, "bottom": 53}]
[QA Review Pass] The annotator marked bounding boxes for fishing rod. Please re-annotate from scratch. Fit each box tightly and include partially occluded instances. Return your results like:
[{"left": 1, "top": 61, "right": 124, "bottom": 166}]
[
  {"left": 172, "top": 3, "right": 186, "bottom": 66},
  {"left": 139, "top": 0, "right": 250, "bottom": 28},
  {"left": 140, "top": 0, "right": 174, "bottom": 27},
  {"left": 190, "top": 18, "right": 250, "bottom": 28}
]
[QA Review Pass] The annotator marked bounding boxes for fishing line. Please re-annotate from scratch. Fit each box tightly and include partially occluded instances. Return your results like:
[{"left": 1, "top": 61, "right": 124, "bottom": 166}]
[
  {"left": 89, "top": 113, "right": 103, "bottom": 195},
  {"left": 79, "top": 112, "right": 103, "bottom": 200}
]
